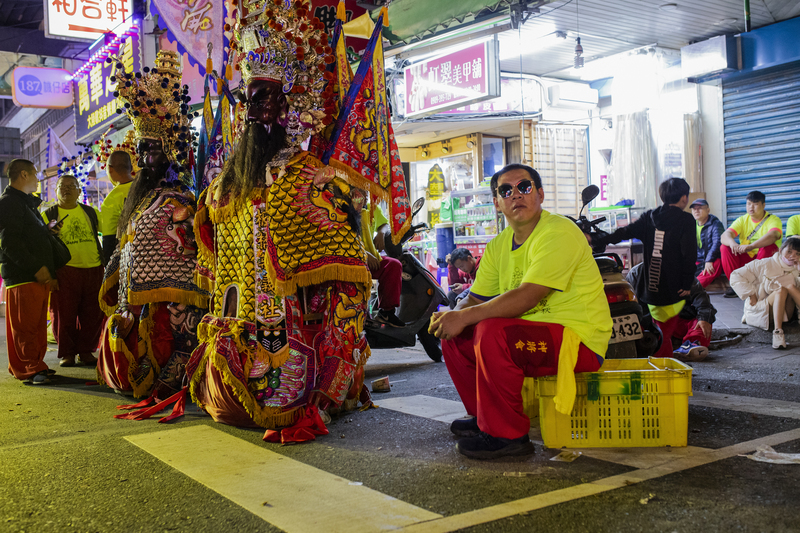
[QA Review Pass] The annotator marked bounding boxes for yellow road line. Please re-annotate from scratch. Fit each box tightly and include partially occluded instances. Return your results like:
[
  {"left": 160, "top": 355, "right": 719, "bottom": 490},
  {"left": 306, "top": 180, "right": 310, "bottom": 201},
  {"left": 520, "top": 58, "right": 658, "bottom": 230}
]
[
  {"left": 125, "top": 425, "right": 441, "bottom": 533},
  {"left": 396, "top": 427, "right": 800, "bottom": 533}
]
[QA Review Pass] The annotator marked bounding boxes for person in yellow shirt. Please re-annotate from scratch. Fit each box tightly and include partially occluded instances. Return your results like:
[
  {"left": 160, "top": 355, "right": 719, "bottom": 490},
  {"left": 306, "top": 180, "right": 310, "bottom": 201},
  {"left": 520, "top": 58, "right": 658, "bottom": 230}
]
[
  {"left": 429, "top": 164, "right": 611, "bottom": 460},
  {"left": 43, "top": 175, "right": 105, "bottom": 367},
  {"left": 720, "top": 191, "right": 782, "bottom": 297},
  {"left": 99, "top": 150, "right": 134, "bottom": 262},
  {"left": 787, "top": 214, "right": 800, "bottom": 238}
]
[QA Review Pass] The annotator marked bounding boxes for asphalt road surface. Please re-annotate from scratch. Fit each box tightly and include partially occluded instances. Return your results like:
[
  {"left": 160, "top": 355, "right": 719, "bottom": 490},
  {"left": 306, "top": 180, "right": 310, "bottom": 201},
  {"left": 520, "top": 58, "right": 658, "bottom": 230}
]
[{"left": 2, "top": 293, "right": 800, "bottom": 532}]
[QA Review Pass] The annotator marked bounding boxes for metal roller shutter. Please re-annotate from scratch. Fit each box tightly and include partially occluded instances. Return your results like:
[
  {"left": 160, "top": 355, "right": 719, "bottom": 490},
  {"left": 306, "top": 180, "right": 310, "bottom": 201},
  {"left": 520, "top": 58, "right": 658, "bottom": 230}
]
[{"left": 723, "top": 66, "right": 800, "bottom": 227}]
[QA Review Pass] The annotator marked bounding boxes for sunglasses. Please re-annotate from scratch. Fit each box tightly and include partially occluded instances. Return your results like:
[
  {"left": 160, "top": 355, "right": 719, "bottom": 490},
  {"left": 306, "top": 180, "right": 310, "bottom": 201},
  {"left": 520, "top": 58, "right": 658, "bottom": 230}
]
[{"left": 497, "top": 179, "right": 534, "bottom": 199}]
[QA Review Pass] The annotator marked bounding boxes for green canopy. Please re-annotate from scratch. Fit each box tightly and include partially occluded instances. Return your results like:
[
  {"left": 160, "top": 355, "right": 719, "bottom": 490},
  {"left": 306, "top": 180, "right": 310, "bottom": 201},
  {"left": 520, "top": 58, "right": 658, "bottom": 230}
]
[{"left": 374, "top": 0, "right": 511, "bottom": 44}]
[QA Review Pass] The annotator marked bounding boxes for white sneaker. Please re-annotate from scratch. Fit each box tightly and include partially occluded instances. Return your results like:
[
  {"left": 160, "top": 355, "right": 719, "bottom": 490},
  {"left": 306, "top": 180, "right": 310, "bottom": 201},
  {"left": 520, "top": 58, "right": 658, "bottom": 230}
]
[{"left": 773, "top": 329, "right": 787, "bottom": 349}]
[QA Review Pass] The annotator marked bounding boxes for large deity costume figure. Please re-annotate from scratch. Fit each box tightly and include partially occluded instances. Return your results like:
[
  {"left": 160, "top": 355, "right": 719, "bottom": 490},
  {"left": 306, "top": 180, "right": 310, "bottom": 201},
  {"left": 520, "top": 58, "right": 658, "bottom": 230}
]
[
  {"left": 97, "top": 51, "right": 208, "bottom": 400},
  {"left": 186, "top": 0, "right": 371, "bottom": 432}
]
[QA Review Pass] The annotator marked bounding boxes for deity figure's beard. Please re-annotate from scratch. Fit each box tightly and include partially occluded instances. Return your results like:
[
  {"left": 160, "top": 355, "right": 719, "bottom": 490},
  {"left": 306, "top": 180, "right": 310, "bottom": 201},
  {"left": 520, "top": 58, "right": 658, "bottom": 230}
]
[
  {"left": 217, "top": 122, "right": 287, "bottom": 203},
  {"left": 116, "top": 165, "right": 168, "bottom": 238}
]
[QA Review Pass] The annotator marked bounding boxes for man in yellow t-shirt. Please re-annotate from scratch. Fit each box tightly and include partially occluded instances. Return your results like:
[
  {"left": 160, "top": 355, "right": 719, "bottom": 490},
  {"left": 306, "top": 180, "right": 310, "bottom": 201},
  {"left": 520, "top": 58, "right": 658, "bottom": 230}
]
[
  {"left": 429, "top": 164, "right": 611, "bottom": 460},
  {"left": 99, "top": 150, "right": 134, "bottom": 262},
  {"left": 43, "top": 175, "right": 105, "bottom": 367},
  {"left": 720, "top": 190, "right": 782, "bottom": 297},
  {"left": 787, "top": 215, "right": 800, "bottom": 238}
]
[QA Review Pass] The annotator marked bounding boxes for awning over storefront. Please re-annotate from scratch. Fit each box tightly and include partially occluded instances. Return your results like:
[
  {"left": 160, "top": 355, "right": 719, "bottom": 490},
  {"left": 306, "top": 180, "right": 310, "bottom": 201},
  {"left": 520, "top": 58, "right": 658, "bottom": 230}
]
[{"left": 373, "top": 0, "right": 518, "bottom": 44}]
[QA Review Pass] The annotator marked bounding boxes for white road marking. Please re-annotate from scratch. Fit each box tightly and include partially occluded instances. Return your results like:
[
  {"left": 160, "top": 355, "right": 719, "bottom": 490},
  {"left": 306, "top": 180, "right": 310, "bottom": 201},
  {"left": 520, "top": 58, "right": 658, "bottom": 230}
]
[
  {"left": 125, "top": 425, "right": 441, "bottom": 533},
  {"left": 377, "top": 395, "right": 468, "bottom": 423},
  {"left": 690, "top": 390, "right": 800, "bottom": 420}
]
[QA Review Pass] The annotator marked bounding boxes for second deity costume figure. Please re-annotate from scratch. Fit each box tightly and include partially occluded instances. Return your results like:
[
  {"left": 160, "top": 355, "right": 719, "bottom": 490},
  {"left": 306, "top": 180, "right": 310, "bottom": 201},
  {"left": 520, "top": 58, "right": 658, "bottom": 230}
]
[{"left": 187, "top": 0, "right": 372, "bottom": 431}]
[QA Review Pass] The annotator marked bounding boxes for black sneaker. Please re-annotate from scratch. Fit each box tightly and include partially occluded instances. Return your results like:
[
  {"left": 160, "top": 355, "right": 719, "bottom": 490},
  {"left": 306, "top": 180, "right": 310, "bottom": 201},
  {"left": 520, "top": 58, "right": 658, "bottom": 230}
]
[
  {"left": 376, "top": 309, "right": 405, "bottom": 327},
  {"left": 724, "top": 287, "right": 737, "bottom": 298},
  {"left": 456, "top": 432, "right": 536, "bottom": 460},
  {"left": 450, "top": 416, "right": 479, "bottom": 438},
  {"left": 27, "top": 371, "right": 50, "bottom": 385}
]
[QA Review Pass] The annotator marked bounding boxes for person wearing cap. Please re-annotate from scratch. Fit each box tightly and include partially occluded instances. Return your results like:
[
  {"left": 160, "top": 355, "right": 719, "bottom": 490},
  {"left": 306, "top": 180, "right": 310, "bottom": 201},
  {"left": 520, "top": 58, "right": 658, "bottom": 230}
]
[
  {"left": 690, "top": 198, "right": 725, "bottom": 288},
  {"left": 720, "top": 191, "right": 782, "bottom": 297}
]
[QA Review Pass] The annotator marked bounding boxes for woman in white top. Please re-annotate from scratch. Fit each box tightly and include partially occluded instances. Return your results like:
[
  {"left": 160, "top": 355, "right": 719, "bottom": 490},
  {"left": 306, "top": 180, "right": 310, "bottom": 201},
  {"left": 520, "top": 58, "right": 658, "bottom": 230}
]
[{"left": 730, "top": 236, "right": 800, "bottom": 349}]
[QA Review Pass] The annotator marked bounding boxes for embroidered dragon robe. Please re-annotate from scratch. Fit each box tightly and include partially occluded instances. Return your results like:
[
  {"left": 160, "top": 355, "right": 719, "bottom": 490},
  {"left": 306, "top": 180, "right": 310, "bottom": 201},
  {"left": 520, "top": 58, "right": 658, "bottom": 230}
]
[
  {"left": 98, "top": 182, "right": 208, "bottom": 399},
  {"left": 187, "top": 151, "right": 371, "bottom": 429}
]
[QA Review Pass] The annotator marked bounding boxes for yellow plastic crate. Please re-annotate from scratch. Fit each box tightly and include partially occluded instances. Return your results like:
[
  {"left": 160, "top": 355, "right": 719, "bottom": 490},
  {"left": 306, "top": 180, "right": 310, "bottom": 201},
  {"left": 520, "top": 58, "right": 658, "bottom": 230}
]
[
  {"left": 534, "top": 358, "right": 693, "bottom": 448},
  {"left": 522, "top": 377, "right": 538, "bottom": 425}
]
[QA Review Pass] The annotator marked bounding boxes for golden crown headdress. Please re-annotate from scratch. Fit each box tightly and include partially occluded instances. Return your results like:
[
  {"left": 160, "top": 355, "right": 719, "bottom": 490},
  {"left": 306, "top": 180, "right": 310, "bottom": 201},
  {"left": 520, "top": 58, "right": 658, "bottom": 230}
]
[
  {"left": 95, "top": 128, "right": 141, "bottom": 176},
  {"left": 110, "top": 50, "right": 196, "bottom": 172},
  {"left": 232, "top": 0, "right": 336, "bottom": 148}
]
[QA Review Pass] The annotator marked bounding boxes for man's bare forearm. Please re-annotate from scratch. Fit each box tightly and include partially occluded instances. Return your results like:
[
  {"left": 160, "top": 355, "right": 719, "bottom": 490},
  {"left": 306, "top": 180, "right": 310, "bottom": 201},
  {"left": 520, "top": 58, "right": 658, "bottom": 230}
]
[
  {"left": 749, "top": 231, "right": 780, "bottom": 250},
  {"left": 720, "top": 230, "right": 737, "bottom": 248}
]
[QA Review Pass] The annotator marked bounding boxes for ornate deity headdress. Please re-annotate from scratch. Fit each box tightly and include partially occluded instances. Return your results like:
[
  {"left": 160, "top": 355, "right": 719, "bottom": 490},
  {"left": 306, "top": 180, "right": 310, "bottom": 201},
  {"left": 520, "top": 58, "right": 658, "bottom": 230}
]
[
  {"left": 110, "top": 50, "right": 196, "bottom": 173},
  {"left": 95, "top": 128, "right": 141, "bottom": 176},
  {"left": 231, "top": 0, "right": 336, "bottom": 151}
]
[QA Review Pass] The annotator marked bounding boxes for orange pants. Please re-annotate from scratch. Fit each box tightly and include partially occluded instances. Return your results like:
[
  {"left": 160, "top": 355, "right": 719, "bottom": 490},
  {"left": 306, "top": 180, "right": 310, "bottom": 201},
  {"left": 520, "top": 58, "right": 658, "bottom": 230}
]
[{"left": 6, "top": 282, "right": 50, "bottom": 380}]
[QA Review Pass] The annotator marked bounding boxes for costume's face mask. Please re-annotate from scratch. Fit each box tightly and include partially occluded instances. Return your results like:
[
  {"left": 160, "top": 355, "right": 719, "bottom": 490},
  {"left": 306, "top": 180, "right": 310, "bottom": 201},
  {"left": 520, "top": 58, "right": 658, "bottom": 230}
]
[
  {"left": 137, "top": 138, "right": 170, "bottom": 176},
  {"left": 244, "top": 79, "right": 287, "bottom": 127}
]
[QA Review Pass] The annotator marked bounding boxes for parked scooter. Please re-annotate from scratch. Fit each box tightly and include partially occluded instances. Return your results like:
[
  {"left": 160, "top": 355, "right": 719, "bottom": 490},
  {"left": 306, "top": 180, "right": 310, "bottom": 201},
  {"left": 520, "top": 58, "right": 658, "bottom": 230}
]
[
  {"left": 569, "top": 185, "right": 661, "bottom": 359},
  {"left": 365, "top": 198, "right": 448, "bottom": 362}
]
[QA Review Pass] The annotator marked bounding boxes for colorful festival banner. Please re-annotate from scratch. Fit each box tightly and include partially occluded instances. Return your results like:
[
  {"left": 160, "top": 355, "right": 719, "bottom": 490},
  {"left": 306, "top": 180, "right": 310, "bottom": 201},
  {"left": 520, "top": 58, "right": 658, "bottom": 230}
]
[
  {"left": 320, "top": 9, "right": 411, "bottom": 244},
  {"left": 45, "top": 127, "right": 74, "bottom": 169},
  {"left": 150, "top": 0, "right": 235, "bottom": 76},
  {"left": 310, "top": 0, "right": 368, "bottom": 58}
]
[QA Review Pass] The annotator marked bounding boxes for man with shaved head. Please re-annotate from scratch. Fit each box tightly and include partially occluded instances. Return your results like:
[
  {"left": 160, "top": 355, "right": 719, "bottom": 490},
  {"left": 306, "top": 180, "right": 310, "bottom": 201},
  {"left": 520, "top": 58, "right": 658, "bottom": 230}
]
[
  {"left": 43, "top": 174, "right": 105, "bottom": 367},
  {"left": 0, "top": 159, "right": 64, "bottom": 384},
  {"left": 99, "top": 150, "right": 134, "bottom": 261}
]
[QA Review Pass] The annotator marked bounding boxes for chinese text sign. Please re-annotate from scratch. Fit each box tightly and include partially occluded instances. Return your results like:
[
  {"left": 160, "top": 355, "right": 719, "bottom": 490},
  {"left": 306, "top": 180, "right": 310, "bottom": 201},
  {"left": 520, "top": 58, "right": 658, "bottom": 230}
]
[
  {"left": 404, "top": 40, "right": 500, "bottom": 118},
  {"left": 73, "top": 30, "right": 141, "bottom": 142},
  {"left": 12, "top": 67, "right": 74, "bottom": 109},
  {"left": 45, "top": 0, "right": 135, "bottom": 41}
]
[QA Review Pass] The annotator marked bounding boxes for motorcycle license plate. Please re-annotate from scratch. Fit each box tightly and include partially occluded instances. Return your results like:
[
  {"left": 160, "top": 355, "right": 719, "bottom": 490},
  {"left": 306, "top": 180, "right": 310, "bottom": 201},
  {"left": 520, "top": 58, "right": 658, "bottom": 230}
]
[{"left": 608, "top": 314, "right": 643, "bottom": 344}]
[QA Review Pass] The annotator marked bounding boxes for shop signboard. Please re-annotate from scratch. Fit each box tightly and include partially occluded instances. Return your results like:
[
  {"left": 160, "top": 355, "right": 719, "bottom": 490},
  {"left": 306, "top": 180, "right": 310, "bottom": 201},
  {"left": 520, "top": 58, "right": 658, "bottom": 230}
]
[
  {"left": 44, "top": 0, "right": 135, "bottom": 41},
  {"left": 395, "top": 76, "right": 540, "bottom": 118},
  {"left": 73, "top": 30, "right": 141, "bottom": 143},
  {"left": 403, "top": 39, "right": 500, "bottom": 118},
  {"left": 11, "top": 67, "right": 73, "bottom": 109}
]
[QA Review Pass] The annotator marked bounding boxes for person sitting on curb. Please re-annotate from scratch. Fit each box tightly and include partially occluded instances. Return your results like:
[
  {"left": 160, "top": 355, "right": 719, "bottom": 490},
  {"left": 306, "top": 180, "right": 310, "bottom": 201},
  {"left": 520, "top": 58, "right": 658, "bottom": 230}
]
[
  {"left": 720, "top": 191, "right": 782, "bottom": 297},
  {"left": 729, "top": 236, "right": 800, "bottom": 349},
  {"left": 429, "top": 164, "right": 611, "bottom": 460},
  {"left": 446, "top": 247, "right": 481, "bottom": 309},
  {"left": 627, "top": 263, "right": 716, "bottom": 362},
  {"left": 690, "top": 199, "right": 725, "bottom": 288}
]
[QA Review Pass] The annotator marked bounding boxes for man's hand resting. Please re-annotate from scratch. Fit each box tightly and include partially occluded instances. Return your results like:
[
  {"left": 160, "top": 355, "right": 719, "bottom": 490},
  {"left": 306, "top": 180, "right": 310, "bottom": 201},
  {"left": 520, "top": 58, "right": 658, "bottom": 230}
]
[
  {"left": 693, "top": 320, "right": 712, "bottom": 339},
  {"left": 429, "top": 310, "right": 468, "bottom": 340},
  {"left": 366, "top": 253, "right": 380, "bottom": 271},
  {"left": 34, "top": 266, "right": 52, "bottom": 284}
]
